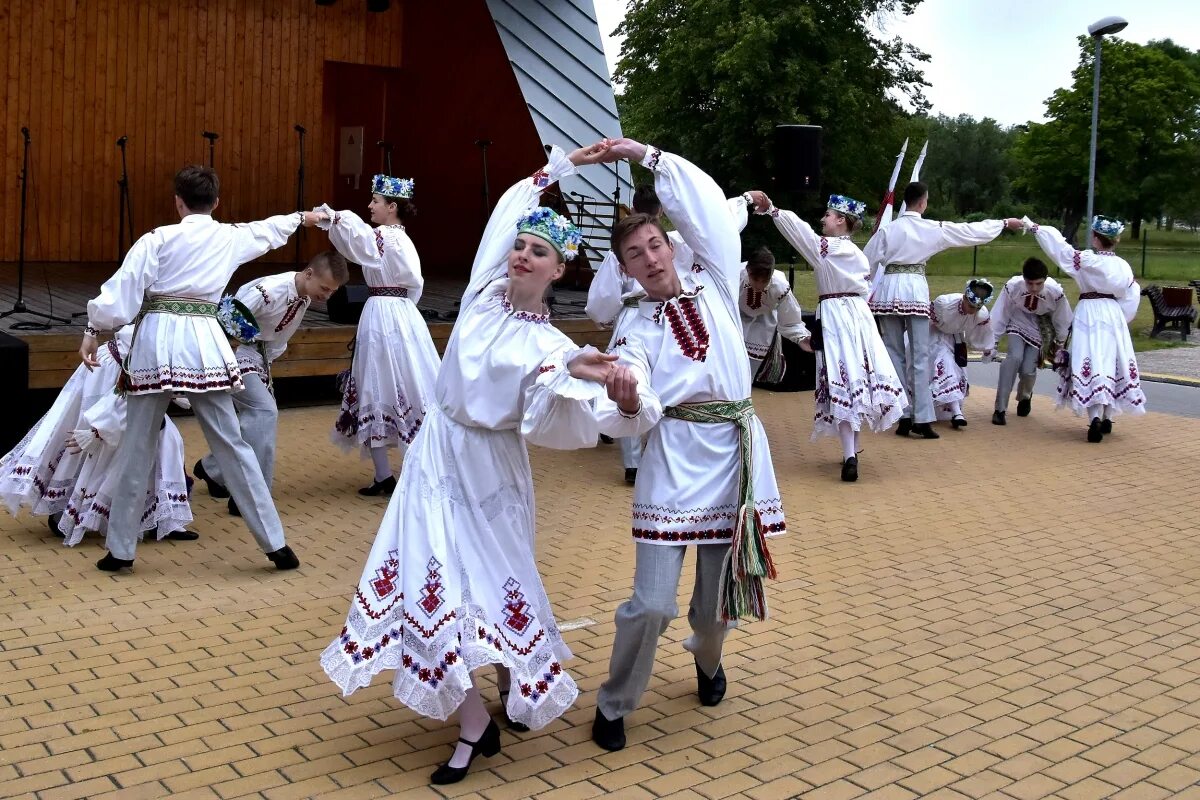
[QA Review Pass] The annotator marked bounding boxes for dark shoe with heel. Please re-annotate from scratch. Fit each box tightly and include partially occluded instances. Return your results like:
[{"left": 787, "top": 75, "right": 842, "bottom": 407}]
[
  {"left": 1100, "top": 418, "right": 1112, "bottom": 435},
  {"left": 1087, "top": 417, "right": 1103, "bottom": 443},
  {"left": 193, "top": 460, "right": 229, "bottom": 498},
  {"left": 592, "top": 708, "right": 626, "bottom": 751},
  {"left": 697, "top": 662, "right": 727, "bottom": 707},
  {"left": 840, "top": 457, "right": 858, "bottom": 483},
  {"left": 358, "top": 475, "right": 396, "bottom": 497},
  {"left": 430, "top": 719, "right": 501, "bottom": 785},
  {"left": 910, "top": 422, "right": 940, "bottom": 440},
  {"left": 1017, "top": 398, "right": 1032, "bottom": 417},
  {"left": 992, "top": 411, "right": 1006, "bottom": 426},
  {"left": 266, "top": 545, "right": 300, "bottom": 570},
  {"left": 498, "top": 689, "right": 529, "bottom": 733},
  {"left": 97, "top": 553, "right": 134, "bottom": 572},
  {"left": 895, "top": 417, "right": 912, "bottom": 437}
]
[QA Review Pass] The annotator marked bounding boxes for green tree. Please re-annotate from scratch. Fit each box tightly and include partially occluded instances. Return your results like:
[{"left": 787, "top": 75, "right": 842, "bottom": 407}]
[
  {"left": 1012, "top": 36, "right": 1200, "bottom": 241},
  {"left": 613, "top": 0, "right": 929, "bottom": 224},
  {"left": 901, "top": 114, "right": 1020, "bottom": 218}
]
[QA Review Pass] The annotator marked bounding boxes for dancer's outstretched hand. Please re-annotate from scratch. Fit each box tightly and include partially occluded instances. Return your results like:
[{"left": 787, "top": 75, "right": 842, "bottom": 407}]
[
  {"left": 567, "top": 349, "right": 619, "bottom": 383},
  {"left": 1004, "top": 218, "right": 1023, "bottom": 231},
  {"left": 568, "top": 141, "right": 611, "bottom": 166},
  {"left": 79, "top": 336, "right": 100, "bottom": 371},
  {"left": 596, "top": 137, "right": 648, "bottom": 164},
  {"left": 301, "top": 211, "right": 326, "bottom": 228},
  {"left": 606, "top": 364, "right": 640, "bottom": 415},
  {"left": 746, "top": 190, "right": 773, "bottom": 214}
]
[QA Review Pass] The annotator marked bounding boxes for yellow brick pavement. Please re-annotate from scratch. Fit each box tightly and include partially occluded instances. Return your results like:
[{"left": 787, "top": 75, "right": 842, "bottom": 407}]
[{"left": 1, "top": 388, "right": 1199, "bottom": 800}]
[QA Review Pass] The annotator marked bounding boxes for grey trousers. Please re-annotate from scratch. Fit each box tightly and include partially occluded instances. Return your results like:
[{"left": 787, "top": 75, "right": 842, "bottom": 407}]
[
  {"left": 597, "top": 542, "right": 735, "bottom": 720},
  {"left": 618, "top": 436, "right": 642, "bottom": 470},
  {"left": 200, "top": 373, "right": 277, "bottom": 489},
  {"left": 994, "top": 334, "right": 1039, "bottom": 413},
  {"left": 879, "top": 314, "right": 934, "bottom": 423},
  {"left": 105, "top": 391, "right": 287, "bottom": 561}
]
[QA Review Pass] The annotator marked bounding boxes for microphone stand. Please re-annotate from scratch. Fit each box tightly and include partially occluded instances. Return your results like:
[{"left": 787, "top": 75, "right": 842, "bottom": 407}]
[
  {"left": 1, "top": 127, "right": 69, "bottom": 329},
  {"left": 474, "top": 138, "right": 492, "bottom": 233},
  {"left": 376, "top": 140, "right": 393, "bottom": 175},
  {"left": 294, "top": 124, "right": 306, "bottom": 267},
  {"left": 73, "top": 135, "right": 133, "bottom": 319},
  {"left": 202, "top": 131, "right": 219, "bottom": 168}
]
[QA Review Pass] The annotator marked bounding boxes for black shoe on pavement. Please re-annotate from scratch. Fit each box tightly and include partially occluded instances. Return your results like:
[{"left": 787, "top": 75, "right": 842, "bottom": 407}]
[
  {"left": 840, "top": 457, "right": 858, "bottom": 483},
  {"left": 429, "top": 719, "right": 501, "bottom": 785},
  {"left": 193, "top": 460, "right": 230, "bottom": 498},
  {"left": 1100, "top": 418, "right": 1113, "bottom": 435},
  {"left": 895, "top": 417, "right": 912, "bottom": 437},
  {"left": 358, "top": 475, "right": 396, "bottom": 496},
  {"left": 97, "top": 553, "right": 134, "bottom": 572},
  {"left": 697, "top": 662, "right": 727, "bottom": 706},
  {"left": 950, "top": 415, "right": 968, "bottom": 429},
  {"left": 164, "top": 530, "right": 200, "bottom": 541},
  {"left": 599, "top": 434, "right": 615, "bottom": 444},
  {"left": 1016, "top": 398, "right": 1032, "bottom": 417},
  {"left": 228, "top": 498, "right": 241, "bottom": 517},
  {"left": 497, "top": 689, "right": 530, "bottom": 733},
  {"left": 266, "top": 545, "right": 300, "bottom": 570},
  {"left": 1087, "top": 417, "right": 1103, "bottom": 443},
  {"left": 624, "top": 468, "right": 637, "bottom": 485},
  {"left": 47, "top": 513, "right": 64, "bottom": 538},
  {"left": 992, "top": 411, "right": 1006, "bottom": 426},
  {"left": 910, "top": 422, "right": 940, "bottom": 440},
  {"left": 592, "top": 708, "right": 626, "bottom": 751}
]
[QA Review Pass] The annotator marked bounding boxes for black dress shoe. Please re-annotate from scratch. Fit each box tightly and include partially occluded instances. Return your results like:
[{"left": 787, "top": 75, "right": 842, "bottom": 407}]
[
  {"left": 624, "top": 467, "right": 637, "bottom": 485},
  {"left": 1087, "top": 417, "right": 1103, "bottom": 443},
  {"left": 992, "top": 411, "right": 1006, "bottom": 426},
  {"left": 266, "top": 545, "right": 300, "bottom": 570},
  {"left": 895, "top": 417, "right": 912, "bottom": 437},
  {"left": 47, "top": 513, "right": 64, "bottom": 538},
  {"left": 164, "top": 530, "right": 200, "bottom": 541},
  {"left": 430, "top": 719, "right": 501, "bottom": 785},
  {"left": 498, "top": 689, "right": 529, "bottom": 733},
  {"left": 910, "top": 422, "right": 940, "bottom": 440},
  {"left": 358, "top": 475, "right": 396, "bottom": 496},
  {"left": 599, "top": 434, "right": 615, "bottom": 444},
  {"left": 228, "top": 498, "right": 241, "bottom": 517},
  {"left": 1100, "top": 418, "right": 1113, "bottom": 435},
  {"left": 840, "top": 457, "right": 858, "bottom": 483},
  {"left": 1016, "top": 398, "right": 1032, "bottom": 417},
  {"left": 97, "top": 553, "right": 134, "bottom": 572},
  {"left": 697, "top": 662, "right": 727, "bottom": 706},
  {"left": 193, "top": 460, "right": 230, "bottom": 498},
  {"left": 592, "top": 708, "right": 626, "bottom": 751},
  {"left": 950, "top": 415, "right": 968, "bottom": 429}
]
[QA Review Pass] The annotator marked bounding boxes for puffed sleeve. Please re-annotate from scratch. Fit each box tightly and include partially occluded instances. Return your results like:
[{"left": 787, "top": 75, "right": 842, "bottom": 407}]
[
  {"left": 773, "top": 279, "right": 811, "bottom": 345},
  {"left": 462, "top": 147, "right": 578, "bottom": 311},
  {"left": 87, "top": 232, "right": 161, "bottom": 332},
  {"left": 769, "top": 208, "right": 825, "bottom": 268},
  {"left": 74, "top": 391, "right": 128, "bottom": 452},
  {"left": 937, "top": 219, "right": 1004, "bottom": 249},
  {"left": 520, "top": 344, "right": 606, "bottom": 450},
  {"left": 1024, "top": 217, "right": 1082, "bottom": 274},
  {"left": 316, "top": 208, "right": 383, "bottom": 268},
  {"left": 585, "top": 251, "right": 625, "bottom": 325},
  {"left": 231, "top": 213, "right": 302, "bottom": 265},
  {"left": 967, "top": 308, "right": 996, "bottom": 352},
  {"left": 1051, "top": 290, "right": 1074, "bottom": 342},
  {"left": 1119, "top": 280, "right": 1141, "bottom": 323},
  {"left": 595, "top": 336, "right": 664, "bottom": 439}
]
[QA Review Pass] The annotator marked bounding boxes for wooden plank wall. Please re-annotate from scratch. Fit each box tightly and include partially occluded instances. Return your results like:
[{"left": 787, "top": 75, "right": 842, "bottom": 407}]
[{"left": 0, "top": 0, "right": 404, "bottom": 264}]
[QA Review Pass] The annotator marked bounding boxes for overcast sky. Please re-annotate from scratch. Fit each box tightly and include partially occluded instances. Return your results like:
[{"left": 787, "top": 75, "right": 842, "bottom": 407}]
[{"left": 592, "top": 0, "right": 1200, "bottom": 127}]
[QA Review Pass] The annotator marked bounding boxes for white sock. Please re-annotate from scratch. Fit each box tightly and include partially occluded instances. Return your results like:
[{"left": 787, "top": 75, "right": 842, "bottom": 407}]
[
  {"left": 370, "top": 447, "right": 392, "bottom": 482},
  {"left": 1087, "top": 403, "right": 1104, "bottom": 421},
  {"left": 838, "top": 422, "right": 856, "bottom": 461},
  {"left": 948, "top": 400, "right": 963, "bottom": 417}
]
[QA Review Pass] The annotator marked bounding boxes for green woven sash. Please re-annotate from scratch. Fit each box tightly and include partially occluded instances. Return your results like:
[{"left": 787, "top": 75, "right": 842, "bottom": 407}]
[
  {"left": 884, "top": 263, "right": 926, "bottom": 275},
  {"left": 143, "top": 297, "right": 218, "bottom": 316},
  {"left": 663, "top": 398, "right": 777, "bottom": 622}
]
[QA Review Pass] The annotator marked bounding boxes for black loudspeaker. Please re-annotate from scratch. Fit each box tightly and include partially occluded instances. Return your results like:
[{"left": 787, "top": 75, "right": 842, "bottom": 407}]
[
  {"left": 0, "top": 332, "right": 30, "bottom": 452},
  {"left": 753, "top": 312, "right": 818, "bottom": 392},
  {"left": 326, "top": 284, "right": 371, "bottom": 324},
  {"left": 773, "top": 125, "right": 821, "bottom": 193}
]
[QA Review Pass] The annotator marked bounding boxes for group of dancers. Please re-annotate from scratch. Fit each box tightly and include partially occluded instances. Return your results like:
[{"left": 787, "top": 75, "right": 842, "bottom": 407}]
[{"left": 0, "top": 134, "right": 1146, "bottom": 786}]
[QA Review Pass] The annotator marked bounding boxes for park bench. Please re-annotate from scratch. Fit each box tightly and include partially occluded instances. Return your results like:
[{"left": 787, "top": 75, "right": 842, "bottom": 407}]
[{"left": 1142, "top": 285, "right": 1195, "bottom": 342}]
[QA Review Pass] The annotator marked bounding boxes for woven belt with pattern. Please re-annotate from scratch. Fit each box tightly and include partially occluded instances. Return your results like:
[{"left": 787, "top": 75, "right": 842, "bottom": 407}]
[
  {"left": 883, "top": 263, "right": 926, "bottom": 276},
  {"left": 819, "top": 292, "right": 860, "bottom": 301},
  {"left": 1078, "top": 292, "right": 1116, "bottom": 300},
  {"left": 369, "top": 286, "right": 409, "bottom": 298},
  {"left": 142, "top": 296, "right": 217, "bottom": 316}
]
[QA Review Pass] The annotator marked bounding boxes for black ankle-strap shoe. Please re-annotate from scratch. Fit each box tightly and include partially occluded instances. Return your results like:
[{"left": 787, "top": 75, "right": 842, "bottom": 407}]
[
  {"left": 497, "top": 689, "right": 529, "bottom": 732},
  {"left": 430, "top": 719, "right": 501, "bottom": 785},
  {"left": 358, "top": 475, "right": 397, "bottom": 497},
  {"left": 1087, "top": 417, "right": 1103, "bottom": 443}
]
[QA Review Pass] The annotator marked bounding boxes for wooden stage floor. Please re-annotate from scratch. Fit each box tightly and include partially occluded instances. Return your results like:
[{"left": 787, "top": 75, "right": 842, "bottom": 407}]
[{"left": 1, "top": 262, "right": 604, "bottom": 390}]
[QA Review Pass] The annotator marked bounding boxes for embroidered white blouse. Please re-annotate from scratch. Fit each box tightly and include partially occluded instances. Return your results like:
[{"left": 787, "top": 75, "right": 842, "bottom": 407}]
[
  {"left": 232, "top": 271, "right": 311, "bottom": 373},
  {"left": 768, "top": 209, "right": 872, "bottom": 300},
  {"left": 315, "top": 209, "right": 424, "bottom": 304},
  {"left": 738, "top": 268, "right": 810, "bottom": 362},
  {"left": 930, "top": 294, "right": 996, "bottom": 352},
  {"left": 990, "top": 275, "right": 1073, "bottom": 347},
  {"left": 1022, "top": 218, "right": 1141, "bottom": 322}
]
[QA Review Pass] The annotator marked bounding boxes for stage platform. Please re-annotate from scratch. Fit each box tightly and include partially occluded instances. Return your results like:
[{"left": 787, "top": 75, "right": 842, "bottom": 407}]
[{"left": 1, "top": 262, "right": 606, "bottom": 390}]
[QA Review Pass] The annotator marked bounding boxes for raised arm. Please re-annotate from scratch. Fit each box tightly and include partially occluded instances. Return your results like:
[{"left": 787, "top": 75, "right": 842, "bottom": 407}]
[
  {"left": 769, "top": 209, "right": 824, "bottom": 268},
  {"left": 585, "top": 250, "right": 626, "bottom": 325},
  {"left": 1022, "top": 217, "right": 1081, "bottom": 274},
  {"left": 231, "top": 213, "right": 303, "bottom": 265},
  {"left": 311, "top": 208, "right": 383, "bottom": 268},
  {"left": 937, "top": 218, "right": 1006, "bottom": 250}
]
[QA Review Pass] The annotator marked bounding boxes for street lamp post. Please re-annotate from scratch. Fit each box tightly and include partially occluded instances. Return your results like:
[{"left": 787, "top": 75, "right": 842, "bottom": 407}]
[{"left": 1085, "top": 15, "right": 1128, "bottom": 228}]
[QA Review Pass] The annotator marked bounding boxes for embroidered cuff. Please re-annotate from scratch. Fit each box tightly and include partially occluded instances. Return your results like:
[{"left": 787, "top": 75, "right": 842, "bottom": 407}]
[
  {"left": 83, "top": 325, "right": 99, "bottom": 338},
  {"left": 537, "top": 346, "right": 606, "bottom": 402},
  {"left": 641, "top": 145, "right": 662, "bottom": 172},
  {"left": 314, "top": 204, "right": 337, "bottom": 231},
  {"left": 1020, "top": 215, "right": 1038, "bottom": 234}
]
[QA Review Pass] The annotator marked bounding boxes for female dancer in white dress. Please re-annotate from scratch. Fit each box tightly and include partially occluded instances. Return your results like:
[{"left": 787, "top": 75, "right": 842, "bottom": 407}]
[
  {"left": 315, "top": 176, "right": 441, "bottom": 495},
  {"left": 750, "top": 191, "right": 907, "bottom": 482},
  {"left": 319, "top": 142, "right": 626, "bottom": 784},
  {"left": 1023, "top": 215, "right": 1144, "bottom": 441}
]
